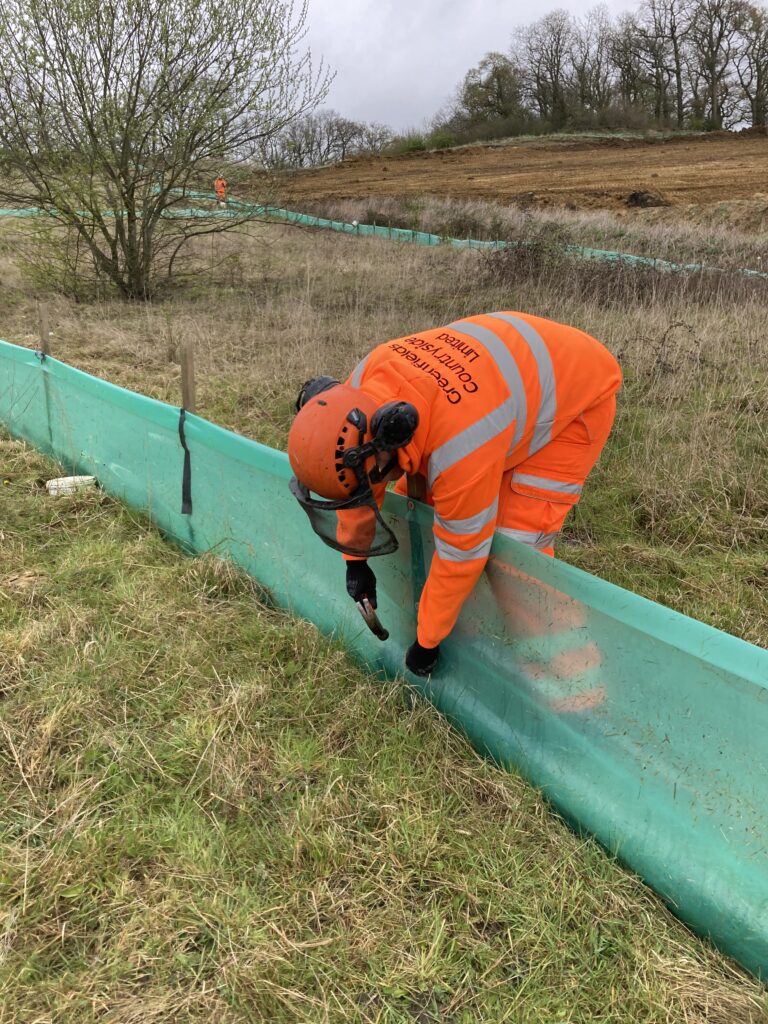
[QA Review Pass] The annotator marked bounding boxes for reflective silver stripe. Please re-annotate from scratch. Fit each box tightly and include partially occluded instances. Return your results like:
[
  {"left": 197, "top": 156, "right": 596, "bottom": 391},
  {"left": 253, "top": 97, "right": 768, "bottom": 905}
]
[
  {"left": 434, "top": 496, "right": 498, "bottom": 536},
  {"left": 488, "top": 313, "right": 556, "bottom": 455},
  {"left": 350, "top": 354, "right": 369, "bottom": 388},
  {"left": 497, "top": 527, "right": 559, "bottom": 549},
  {"left": 448, "top": 319, "right": 526, "bottom": 452},
  {"left": 434, "top": 533, "right": 494, "bottom": 563},
  {"left": 428, "top": 396, "right": 516, "bottom": 488},
  {"left": 513, "top": 472, "right": 582, "bottom": 495}
]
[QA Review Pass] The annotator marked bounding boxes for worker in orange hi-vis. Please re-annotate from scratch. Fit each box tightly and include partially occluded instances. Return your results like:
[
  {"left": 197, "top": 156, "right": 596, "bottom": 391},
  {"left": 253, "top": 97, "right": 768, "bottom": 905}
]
[
  {"left": 213, "top": 175, "right": 228, "bottom": 206},
  {"left": 288, "top": 311, "right": 621, "bottom": 680}
]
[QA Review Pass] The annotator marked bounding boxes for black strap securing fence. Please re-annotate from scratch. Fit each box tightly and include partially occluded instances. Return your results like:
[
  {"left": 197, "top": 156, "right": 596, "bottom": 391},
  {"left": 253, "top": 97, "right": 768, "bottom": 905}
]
[{"left": 178, "top": 408, "right": 192, "bottom": 515}]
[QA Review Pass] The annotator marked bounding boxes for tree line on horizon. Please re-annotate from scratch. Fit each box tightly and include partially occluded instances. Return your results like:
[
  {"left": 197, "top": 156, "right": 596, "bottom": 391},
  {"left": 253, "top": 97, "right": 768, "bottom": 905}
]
[
  {"left": 438, "top": 0, "right": 768, "bottom": 144},
  {"left": 269, "top": 0, "right": 768, "bottom": 166}
]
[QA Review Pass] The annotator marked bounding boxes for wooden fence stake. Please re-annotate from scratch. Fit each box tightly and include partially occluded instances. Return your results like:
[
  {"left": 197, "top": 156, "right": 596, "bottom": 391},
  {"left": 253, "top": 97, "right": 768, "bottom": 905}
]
[
  {"left": 166, "top": 319, "right": 176, "bottom": 363},
  {"left": 180, "top": 342, "right": 196, "bottom": 413},
  {"left": 38, "top": 301, "right": 50, "bottom": 356}
]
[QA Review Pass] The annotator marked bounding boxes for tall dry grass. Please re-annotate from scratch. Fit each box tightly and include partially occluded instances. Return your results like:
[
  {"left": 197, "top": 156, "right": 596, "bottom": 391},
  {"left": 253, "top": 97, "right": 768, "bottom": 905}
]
[
  {"left": 0, "top": 213, "right": 766, "bottom": 645},
  {"left": 295, "top": 194, "right": 768, "bottom": 269}
]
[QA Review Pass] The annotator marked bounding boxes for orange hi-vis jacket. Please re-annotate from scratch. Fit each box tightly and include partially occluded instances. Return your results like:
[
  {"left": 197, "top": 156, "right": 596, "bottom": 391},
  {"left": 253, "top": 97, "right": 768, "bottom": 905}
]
[{"left": 345, "top": 311, "right": 622, "bottom": 649}]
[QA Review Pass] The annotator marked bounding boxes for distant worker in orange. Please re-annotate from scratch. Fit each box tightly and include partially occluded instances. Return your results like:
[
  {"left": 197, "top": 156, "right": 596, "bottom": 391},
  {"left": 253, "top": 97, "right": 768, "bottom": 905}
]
[
  {"left": 213, "top": 175, "right": 228, "bottom": 207},
  {"left": 288, "top": 311, "right": 621, "bottom": 677}
]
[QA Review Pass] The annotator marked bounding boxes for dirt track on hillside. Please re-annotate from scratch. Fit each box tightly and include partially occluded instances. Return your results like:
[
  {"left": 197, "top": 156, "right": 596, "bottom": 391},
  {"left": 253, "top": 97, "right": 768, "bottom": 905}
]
[{"left": 280, "top": 134, "right": 768, "bottom": 210}]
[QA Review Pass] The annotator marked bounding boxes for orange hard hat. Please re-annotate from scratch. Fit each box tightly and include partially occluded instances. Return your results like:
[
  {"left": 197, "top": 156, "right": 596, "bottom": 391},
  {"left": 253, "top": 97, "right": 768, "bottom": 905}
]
[{"left": 288, "top": 384, "right": 380, "bottom": 500}]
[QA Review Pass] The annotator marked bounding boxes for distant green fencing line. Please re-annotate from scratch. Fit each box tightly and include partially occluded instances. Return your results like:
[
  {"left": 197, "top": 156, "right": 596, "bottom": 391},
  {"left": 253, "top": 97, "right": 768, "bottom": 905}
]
[
  {"left": 2, "top": 337, "right": 767, "bottom": 980},
  {"left": 2, "top": 190, "right": 766, "bottom": 279},
  {"left": 183, "top": 189, "right": 768, "bottom": 277}
]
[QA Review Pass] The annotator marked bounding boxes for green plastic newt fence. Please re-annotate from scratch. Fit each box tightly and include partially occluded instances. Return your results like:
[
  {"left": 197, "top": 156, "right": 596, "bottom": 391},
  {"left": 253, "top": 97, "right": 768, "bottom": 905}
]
[
  {"left": 1, "top": 190, "right": 766, "bottom": 279},
  {"left": 1, "top": 338, "right": 767, "bottom": 979}
]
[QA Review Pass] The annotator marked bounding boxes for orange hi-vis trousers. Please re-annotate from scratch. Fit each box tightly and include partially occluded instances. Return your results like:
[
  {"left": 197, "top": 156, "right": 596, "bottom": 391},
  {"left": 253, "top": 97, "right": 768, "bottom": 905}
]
[
  {"left": 496, "top": 392, "right": 617, "bottom": 557},
  {"left": 486, "top": 556, "right": 606, "bottom": 714},
  {"left": 488, "top": 393, "right": 617, "bottom": 713}
]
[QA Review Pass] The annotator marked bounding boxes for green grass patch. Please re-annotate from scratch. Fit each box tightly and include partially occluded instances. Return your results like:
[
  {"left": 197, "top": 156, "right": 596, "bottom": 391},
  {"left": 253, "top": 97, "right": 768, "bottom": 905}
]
[{"left": 1, "top": 435, "right": 767, "bottom": 1022}]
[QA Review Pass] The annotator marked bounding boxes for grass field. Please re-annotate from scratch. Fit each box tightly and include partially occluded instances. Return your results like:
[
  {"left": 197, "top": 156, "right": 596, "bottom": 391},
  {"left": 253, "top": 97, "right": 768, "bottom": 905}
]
[
  {"left": 295, "top": 194, "right": 768, "bottom": 268},
  {"left": 2, "top": 437, "right": 767, "bottom": 1023},
  {"left": 1, "top": 200, "right": 767, "bottom": 1021}
]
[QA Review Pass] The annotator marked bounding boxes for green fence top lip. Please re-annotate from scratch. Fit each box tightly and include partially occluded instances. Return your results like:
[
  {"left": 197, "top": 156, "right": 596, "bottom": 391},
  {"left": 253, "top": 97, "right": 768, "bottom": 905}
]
[
  {"left": 488, "top": 527, "right": 768, "bottom": 689},
  {"left": 2, "top": 335, "right": 766, "bottom": 691},
  {"left": 0, "top": 339, "right": 286, "bottom": 475}
]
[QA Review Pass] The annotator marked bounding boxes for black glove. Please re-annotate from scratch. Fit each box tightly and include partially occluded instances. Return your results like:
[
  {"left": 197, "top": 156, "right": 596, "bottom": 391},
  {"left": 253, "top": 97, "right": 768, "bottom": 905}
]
[
  {"left": 346, "top": 560, "right": 377, "bottom": 608},
  {"left": 405, "top": 640, "right": 440, "bottom": 677}
]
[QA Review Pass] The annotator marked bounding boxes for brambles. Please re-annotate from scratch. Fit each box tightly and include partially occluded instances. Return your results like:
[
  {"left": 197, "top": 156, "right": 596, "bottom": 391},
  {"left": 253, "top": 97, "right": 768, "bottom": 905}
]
[{"left": 481, "top": 241, "right": 768, "bottom": 309}]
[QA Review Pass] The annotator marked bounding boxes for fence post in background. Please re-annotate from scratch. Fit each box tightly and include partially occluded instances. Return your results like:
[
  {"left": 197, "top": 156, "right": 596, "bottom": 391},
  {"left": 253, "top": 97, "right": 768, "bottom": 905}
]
[
  {"left": 180, "top": 342, "right": 196, "bottom": 413},
  {"left": 166, "top": 316, "right": 176, "bottom": 364},
  {"left": 38, "top": 301, "right": 50, "bottom": 357}
]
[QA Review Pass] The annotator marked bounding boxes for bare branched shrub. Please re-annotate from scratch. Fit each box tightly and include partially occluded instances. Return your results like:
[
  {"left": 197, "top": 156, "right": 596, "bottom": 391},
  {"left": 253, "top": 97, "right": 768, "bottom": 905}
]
[
  {"left": 0, "top": 0, "right": 331, "bottom": 299},
  {"left": 14, "top": 221, "right": 97, "bottom": 301},
  {"left": 480, "top": 241, "right": 768, "bottom": 309},
  {"left": 300, "top": 195, "right": 768, "bottom": 271}
]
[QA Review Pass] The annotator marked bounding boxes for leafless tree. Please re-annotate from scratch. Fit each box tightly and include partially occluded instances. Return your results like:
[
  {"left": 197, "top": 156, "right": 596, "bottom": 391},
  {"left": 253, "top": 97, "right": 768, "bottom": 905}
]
[
  {"left": 610, "top": 14, "right": 654, "bottom": 115},
  {"left": 734, "top": 1, "right": 768, "bottom": 125},
  {"left": 570, "top": 7, "right": 617, "bottom": 119},
  {"left": 0, "top": 0, "right": 331, "bottom": 298},
  {"left": 514, "top": 10, "right": 576, "bottom": 128},
  {"left": 265, "top": 109, "right": 393, "bottom": 167},
  {"left": 358, "top": 123, "right": 394, "bottom": 155},
  {"left": 686, "top": 0, "right": 743, "bottom": 127},
  {"left": 634, "top": 1, "right": 676, "bottom": 124},
  {"left": 603, "top": 1, "right": 688, "bottom": 127},
  {"left": 664, "top": 0, "right": 691, "bottom": 128}
]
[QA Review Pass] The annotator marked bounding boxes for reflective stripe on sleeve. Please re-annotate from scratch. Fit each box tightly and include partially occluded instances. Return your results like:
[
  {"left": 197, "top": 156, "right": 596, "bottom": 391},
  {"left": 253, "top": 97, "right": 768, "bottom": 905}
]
[
  {"left": 497, "top": 526, "right": 559, "bottom": 549},
  {"left": 434, "top": 496, "right": 499, "bottom": 536},
  {"left": 434, "top": 533, "right": 494, "bottom": 562},
  {"left": 350, "top": 354, "right": 369, "bottom": 388},
  {"left": 448, "top": 319, "right": 527, "bottom": 452},
  {"left": 488, "top": 313, "right": 556, "bottom": 455},
  {"left": 428, "top": 396, "right": 516, "bottom": 488},
  {"left": 512, "top": 472, "right": 583, "bottom": 495}
]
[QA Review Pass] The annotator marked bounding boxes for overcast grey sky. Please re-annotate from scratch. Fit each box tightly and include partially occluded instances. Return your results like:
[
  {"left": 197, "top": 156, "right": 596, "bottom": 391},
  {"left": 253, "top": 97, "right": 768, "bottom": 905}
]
[{"left": 304, "top": 0, "right": 636, "bottom": 130}]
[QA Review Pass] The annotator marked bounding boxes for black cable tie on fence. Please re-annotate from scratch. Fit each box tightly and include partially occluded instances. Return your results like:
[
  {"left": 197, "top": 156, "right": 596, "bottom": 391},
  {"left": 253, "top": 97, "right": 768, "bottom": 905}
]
[{"left": 178, "top": 408, "right": 192, "bottom": 515}]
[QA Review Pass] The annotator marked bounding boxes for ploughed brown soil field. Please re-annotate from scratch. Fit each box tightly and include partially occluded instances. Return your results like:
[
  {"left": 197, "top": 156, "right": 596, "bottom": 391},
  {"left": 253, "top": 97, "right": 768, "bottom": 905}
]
[{"left": 279, "top": 132, "right": 768, "bottom": 210}]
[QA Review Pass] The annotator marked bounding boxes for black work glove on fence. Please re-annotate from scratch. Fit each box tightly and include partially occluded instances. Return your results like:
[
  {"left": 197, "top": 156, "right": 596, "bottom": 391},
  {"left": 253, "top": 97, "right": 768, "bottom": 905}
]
[
  {"left": 346, "top": 560, "right": 377, "bottom": 608},
  {"left": 405, "top": 640, "right": 440, "bottom": 677}
]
